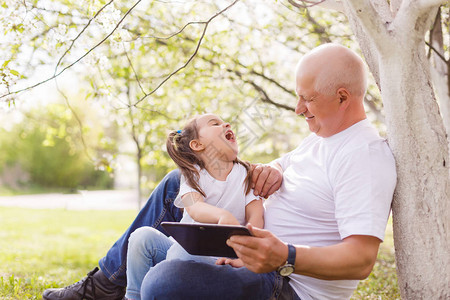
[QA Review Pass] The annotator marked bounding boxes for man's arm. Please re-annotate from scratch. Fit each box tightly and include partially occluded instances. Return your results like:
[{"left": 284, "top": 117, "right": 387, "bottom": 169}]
[
  {"left": 251, "top": 163, "right": 283, "bottom": 198},
  {"left": 227, "top": 225, "right": 380, "bottom": 280}
]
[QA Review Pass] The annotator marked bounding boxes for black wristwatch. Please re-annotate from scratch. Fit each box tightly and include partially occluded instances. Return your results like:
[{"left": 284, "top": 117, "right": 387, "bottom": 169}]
[{"left": 277, "top": 243, "right": 296, "bottom": 277}]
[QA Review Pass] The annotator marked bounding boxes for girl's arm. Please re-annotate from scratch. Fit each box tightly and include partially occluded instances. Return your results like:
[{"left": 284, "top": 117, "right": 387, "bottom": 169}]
[
  {"left": 245, "top": 199, "right": 264, "bottom": 228},
  {"left": 182, "top": 192, "right": 240, "bottom": 225},
  {"left": 215, "top": 199, "right": 264, "bottom": 268}
]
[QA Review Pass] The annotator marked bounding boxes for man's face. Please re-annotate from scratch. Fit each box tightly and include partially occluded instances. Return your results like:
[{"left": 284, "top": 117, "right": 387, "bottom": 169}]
[{"left": 295, "top": 74, "right": 343, "bottom": 138}]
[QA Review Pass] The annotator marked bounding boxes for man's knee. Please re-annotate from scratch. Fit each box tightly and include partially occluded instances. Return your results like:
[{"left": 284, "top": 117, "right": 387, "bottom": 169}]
[
  {"left": 165, "top": 169, "right": 181, "bottom": 186},
  {"left": 141, "top": 260, "right": 183, "bottom": 299}
]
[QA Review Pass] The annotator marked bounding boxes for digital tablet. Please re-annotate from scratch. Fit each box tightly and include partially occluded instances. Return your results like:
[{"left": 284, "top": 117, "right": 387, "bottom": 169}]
[{"left": 161, "top": 222, "right": 252, "bottom": 258}]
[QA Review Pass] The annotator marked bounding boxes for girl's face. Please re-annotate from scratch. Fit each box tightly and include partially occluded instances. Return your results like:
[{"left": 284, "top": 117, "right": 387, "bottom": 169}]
[{"left": 191, "top": 114, "right": 238, "bottom": 162}]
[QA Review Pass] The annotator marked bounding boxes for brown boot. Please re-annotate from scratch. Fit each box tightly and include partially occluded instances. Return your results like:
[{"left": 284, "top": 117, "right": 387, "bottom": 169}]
[{"left": 42, "top": 267, "right": 125, "bottom": 300}]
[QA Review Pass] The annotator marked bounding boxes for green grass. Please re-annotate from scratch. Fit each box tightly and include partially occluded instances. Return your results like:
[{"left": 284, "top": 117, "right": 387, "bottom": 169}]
[
  {"left": 0, "top": 207, "right": 400, "bottom": 299},
  {"left": 0, "top": 207, "right": 137, "bottom": 299},
  {"left": 351, "top": 218, "right": 400, "bottom": 299}
]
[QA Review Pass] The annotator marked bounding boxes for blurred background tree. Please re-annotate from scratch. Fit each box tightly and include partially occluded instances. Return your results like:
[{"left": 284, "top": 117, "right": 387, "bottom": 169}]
[{"left": 0, "top": 102, "right": 115, "bottom": 192}]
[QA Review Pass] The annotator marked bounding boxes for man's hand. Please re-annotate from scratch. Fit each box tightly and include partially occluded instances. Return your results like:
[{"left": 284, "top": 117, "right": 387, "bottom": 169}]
[
  {"left": 226, "top": 224, "right": 287, "bottom": 273},
  {"left": 251, "top": 163, "right": 283, "bottom": 198}
]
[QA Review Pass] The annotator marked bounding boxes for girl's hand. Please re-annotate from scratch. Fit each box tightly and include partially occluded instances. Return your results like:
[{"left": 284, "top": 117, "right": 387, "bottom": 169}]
[{"left": 215, "top": 257, "right": 245, "bottom": 268}]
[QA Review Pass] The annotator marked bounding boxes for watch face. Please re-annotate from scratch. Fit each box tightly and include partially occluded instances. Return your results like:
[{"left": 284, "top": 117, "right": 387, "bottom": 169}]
[{"left": 279, "top": 264, "right": 294, "bottom": 276}]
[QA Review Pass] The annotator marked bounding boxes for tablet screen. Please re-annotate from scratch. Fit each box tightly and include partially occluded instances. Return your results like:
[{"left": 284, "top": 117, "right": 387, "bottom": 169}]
[{"left": 161, "top": 222, "right": 251, "bottom": 258}]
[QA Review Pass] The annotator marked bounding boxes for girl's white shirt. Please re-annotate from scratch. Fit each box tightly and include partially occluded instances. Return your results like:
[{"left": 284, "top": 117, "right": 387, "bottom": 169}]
[{"left": 175, "top": 163, "right": 259, "bottom": 226}]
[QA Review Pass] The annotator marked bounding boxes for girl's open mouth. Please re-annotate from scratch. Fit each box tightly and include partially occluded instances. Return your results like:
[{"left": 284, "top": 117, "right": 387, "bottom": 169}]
[{"left": 225, "top": 130, "right": 235, "bottom": 142}]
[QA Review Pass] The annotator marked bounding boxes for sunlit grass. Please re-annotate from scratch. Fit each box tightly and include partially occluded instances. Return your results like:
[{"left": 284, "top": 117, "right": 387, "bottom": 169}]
[
  {"left": 0, "top": 207, "right": 399, "bottom": 299},
  {"left": 0, "top": 207, "right": 137, "bottom": 299},
  {"left": 351, "top": 218, "right": 400, "bottom": 299}
]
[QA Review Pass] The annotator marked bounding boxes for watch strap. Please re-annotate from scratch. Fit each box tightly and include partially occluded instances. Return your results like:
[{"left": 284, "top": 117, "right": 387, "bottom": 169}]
[{"left": 287, "top": 243, "right": 296, "bottom": 265}]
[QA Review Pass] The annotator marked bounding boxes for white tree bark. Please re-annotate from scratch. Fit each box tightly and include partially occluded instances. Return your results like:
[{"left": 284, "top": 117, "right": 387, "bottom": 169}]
[
  {"left": 432, "top": 68, "right": 450, "bottom": 140},
  {"left": 341, "top": 0, "right": 450, "bottom": 298},
  {"left": 429, "top": 10, "right": 450, "bottom": 142}
]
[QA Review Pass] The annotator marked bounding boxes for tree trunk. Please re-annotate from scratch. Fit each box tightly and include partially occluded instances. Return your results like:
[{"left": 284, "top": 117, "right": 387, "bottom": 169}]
[
  {"left": 429, "top": 9, "right": 450, "bottom": 141},
  {"left": 380, "top": 46, "right": 450, "bottom": 300},
  {"left": 342, "top": 1, "right": 450, "bottom": 298}
]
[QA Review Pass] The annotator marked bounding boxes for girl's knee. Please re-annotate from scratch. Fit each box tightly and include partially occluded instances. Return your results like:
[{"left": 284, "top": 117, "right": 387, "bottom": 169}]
[{"left": 128, "top": 227, "right": 161, "bottom": 251}]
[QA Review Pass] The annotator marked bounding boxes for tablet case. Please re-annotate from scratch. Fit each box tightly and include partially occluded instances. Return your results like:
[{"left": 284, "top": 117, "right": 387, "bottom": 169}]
[{"left": 161, "top": 222, "right": 251, "bottom": 258}]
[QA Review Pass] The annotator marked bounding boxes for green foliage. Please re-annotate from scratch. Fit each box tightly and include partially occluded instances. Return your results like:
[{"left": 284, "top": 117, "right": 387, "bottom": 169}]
[
  {"left": 0, "top": 207, "right": 399, "bottom": 299},
  {"left": 0, "top": 103, "right": 114, "bottom": 190}
]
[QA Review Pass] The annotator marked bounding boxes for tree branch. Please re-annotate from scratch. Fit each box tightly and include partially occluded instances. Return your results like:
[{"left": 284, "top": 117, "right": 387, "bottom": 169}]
[
  {"left": 343, "top": 0, "right": 391, "bottom": 51},
  {"left": 124, "top": 45, "right": 147, "bottom": 96},
  {"left": 54, "top": 0, "right": 115, "bottom": 75},
  {"left": 426, "top": 41, "right": 448, "bottom": 63},
  {"left": 389, "top": 0, "right": 402, "bottom": 15},
  {"left": 287, "top": 0, "right": 326, "bottom": 8},
  {"left": 304, "top": 9, "right": 333, "bottom": 44},
  {"left": 417, "top": 0, "right": 447, "bottom": 11},
  {"left": 1, "top": 0, "right": 142, "bottom": 100},
  {"left": 131, "top": 0, "right": 240, "bottom": 107},
  {"left": 246, "top": 79, "right": 295, "bottom": 111},
  {"left": 393, "top": 0, "right": 442, "bottom": 36},
  {"left": 369, "top": 0, "right": 394, "bottom": 23},
  {"left": 249, "top": 69, "right": 296, "bottom": 97},
  {"left": 55, "top": 80, "right": 95, "bottom": 162},
  {"left": 197, "top": 53, "right": 296, "bottom": 111},
  {"left": 141, "top": 21, "right": 212, "bottom": 40},
  {"left": 228, "top": 67, "right": 295, "bottom": 111}
]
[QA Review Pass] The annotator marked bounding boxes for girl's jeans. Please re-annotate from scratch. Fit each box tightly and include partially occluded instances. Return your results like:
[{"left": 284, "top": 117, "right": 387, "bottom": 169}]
[{"left": 125, "top": 227, "right": 217, "bottom": 300}]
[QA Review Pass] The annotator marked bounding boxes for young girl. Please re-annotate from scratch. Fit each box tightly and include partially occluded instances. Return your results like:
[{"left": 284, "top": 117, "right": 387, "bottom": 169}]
[{"left": 124, "top": 113, "right": 264, "bottom": 300}]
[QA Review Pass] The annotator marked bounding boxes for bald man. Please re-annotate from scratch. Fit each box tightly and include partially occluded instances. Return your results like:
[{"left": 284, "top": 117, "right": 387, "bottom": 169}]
[{"left": 43, "top": 44, "right": 396, "bottom": 300}]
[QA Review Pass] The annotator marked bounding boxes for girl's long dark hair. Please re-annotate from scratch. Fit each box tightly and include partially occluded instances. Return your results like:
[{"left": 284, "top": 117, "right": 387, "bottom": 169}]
[{"left": 166, "top": 117, "right": 252, "bottom": 198}]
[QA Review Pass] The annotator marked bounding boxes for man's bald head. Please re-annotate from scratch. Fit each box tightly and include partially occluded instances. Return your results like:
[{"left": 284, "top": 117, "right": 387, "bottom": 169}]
[{"left": 296, "top": 44, "right": 368, "bottom": 98}]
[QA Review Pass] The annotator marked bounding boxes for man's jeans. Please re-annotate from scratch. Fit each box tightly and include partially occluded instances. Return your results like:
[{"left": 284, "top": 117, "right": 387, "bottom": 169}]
[
  {"left": 99, "top": 169, "right": 183, "bottom": 287},
  {"left": 98, "top": 168, "right": 300, "bottom": 299},
  {"left": 141, "top": 260, "right": 300, "bottom": 300}
]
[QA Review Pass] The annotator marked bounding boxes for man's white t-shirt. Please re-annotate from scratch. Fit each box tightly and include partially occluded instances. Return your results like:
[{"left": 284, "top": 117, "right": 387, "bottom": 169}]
[
  {"left": 264, "top": 119, "right": 397, "bottom": 300},
  {"left": 175, "top": 163, "right": 258, "bottom": 226}
]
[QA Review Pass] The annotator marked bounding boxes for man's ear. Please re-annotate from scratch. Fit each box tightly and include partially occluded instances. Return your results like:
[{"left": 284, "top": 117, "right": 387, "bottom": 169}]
[
  {"left": 189, "top": 139, "right": 204, "bottom": 152},
  {"left": 337, "top": 88, "right": 350, "bottom": 108}
]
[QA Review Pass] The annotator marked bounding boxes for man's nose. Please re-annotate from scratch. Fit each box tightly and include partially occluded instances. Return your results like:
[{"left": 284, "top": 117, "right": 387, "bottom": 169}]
[{"left": 295, "top": 99, "right": 306, "bottom": 115}]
